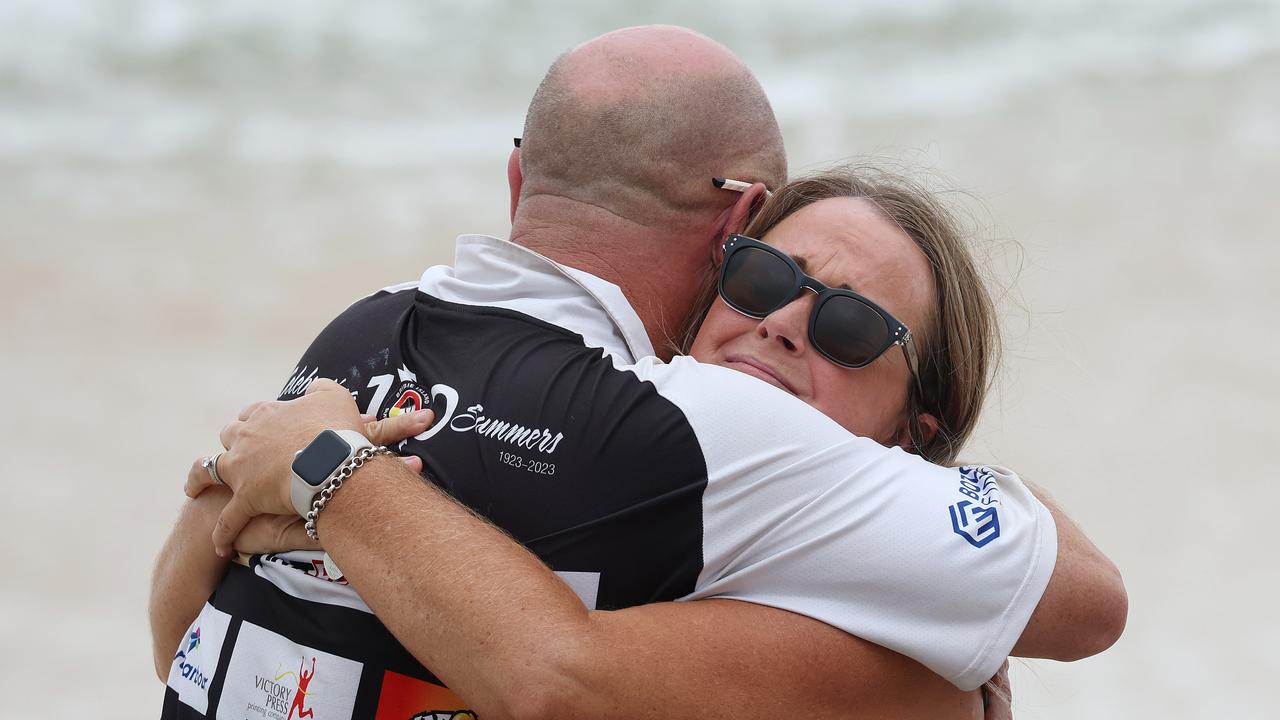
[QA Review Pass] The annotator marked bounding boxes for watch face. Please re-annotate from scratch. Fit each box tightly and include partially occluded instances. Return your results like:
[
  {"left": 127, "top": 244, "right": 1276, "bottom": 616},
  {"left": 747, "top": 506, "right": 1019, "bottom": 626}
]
[{"left": 291, "top": 430, "right": 352, "bottom": 487}]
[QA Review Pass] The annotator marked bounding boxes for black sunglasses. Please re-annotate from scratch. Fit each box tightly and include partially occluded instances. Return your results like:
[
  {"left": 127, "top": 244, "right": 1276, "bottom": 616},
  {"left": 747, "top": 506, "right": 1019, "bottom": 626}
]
[{"left": 718, "top": 234, "right": 923, "bottom": 391}]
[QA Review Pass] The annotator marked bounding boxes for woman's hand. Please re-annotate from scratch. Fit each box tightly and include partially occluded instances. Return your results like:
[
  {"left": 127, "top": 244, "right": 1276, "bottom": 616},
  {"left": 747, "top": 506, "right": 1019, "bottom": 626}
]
[
  {"left": 234, "top": 513, "right": 320, "bottom": 555},
  {"left": 186, "top": 381, "right": 435, "bottom": 556},
  {"left": 231, "top": 410, "right": 432, "bottom": 554}
]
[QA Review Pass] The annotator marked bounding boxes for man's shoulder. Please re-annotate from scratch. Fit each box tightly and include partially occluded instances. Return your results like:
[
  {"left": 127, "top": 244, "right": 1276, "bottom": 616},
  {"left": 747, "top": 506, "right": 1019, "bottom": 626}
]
[{"left": 318, "top": 279, "right": 421, "bottom": 328}]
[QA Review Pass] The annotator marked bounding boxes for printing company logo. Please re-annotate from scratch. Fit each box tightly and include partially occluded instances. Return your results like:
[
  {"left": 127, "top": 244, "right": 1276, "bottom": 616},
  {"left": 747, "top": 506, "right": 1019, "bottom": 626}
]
[
  {"left": 949, "top": 466, "right": 1002, "bottom": 548},
  {"left": 223, "top": 622, "right": 361, "bottom": 720},
  {"left": 364, "top": 365, "right": 566, "bottom": 455},
  {"left": 172, "top": 627, "right": 209, "bottom": 690},
  {"left": 288, "top": 657, "right": 316, "bottom": 720},
  {"left": 249, "top": 657, "right": 320, "bottom": 720}
]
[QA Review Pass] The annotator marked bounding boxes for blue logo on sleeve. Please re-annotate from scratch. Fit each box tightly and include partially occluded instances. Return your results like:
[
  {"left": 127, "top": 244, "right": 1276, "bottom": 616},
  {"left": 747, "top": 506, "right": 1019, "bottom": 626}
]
[{"left": 949, "top": 466, "right": 1002, "bottom": 548}]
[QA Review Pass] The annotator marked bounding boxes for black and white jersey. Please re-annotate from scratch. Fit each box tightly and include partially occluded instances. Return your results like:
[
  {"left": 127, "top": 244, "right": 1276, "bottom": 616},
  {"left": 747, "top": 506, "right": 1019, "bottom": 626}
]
[{"left": 163, "top": 235, "right": 1056, "bottom": 719}]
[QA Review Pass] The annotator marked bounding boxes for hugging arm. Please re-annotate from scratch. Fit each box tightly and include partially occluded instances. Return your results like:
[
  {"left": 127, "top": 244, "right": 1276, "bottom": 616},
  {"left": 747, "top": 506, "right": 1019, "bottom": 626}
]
[
  {"left": 314, "top": 454, "right": 1117, "bottom": 719},
  {"left": 315, "top": 453, "right": 982, "bottom": 720},
  {"left": 200, "top": 383, "right": 984, "bottom": 719},
  {"left": 148, "top": 411, "right": 425, "bottom": 681},
  {"left": 201, "top": 383, "right": 1123, "bottom": 717},
  {"left": 1014, "top": 486, "right": 1127, "bottom": 659},
  {"left": 149, "top": 487, "right": 233, "bottom": 681},
  {"left": 148, "top": 487, "right": 322, "bottom": 681}
]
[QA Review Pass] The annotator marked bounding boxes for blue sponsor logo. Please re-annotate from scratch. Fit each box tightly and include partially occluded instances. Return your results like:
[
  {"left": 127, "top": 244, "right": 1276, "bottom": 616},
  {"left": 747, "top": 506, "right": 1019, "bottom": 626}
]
[
  {"left": 949, "top": 466, "right": 1002, "bottom": 548},
  {"left": 949, "top": 500, "right": 1001, "bottom": 548},
  {"left": 172, "top": 626, "right": 209, "bottom": 690}
]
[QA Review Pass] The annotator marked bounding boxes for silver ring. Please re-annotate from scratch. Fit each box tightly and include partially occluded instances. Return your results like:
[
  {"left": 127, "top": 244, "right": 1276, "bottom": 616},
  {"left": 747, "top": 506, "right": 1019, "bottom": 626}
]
[{"left": 201, "top": 452, "right": 226, "bottom": 486}]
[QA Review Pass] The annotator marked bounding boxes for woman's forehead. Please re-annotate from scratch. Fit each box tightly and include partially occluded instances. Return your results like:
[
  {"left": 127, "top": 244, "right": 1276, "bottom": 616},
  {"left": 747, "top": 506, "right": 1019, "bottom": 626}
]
[
  {"left": 765, "top": 197, "right": 935, "bottom": 325},
  {"left": 767, "top": 198, "right": 920, "bottom": 281}
]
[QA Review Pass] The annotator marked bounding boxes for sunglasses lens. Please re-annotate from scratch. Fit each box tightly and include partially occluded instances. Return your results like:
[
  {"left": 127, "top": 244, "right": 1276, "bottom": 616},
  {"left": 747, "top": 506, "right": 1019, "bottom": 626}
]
[
  {"left": 721, "top": 247, "right": 795, "bottom": 316},
  {"left": 812, "top": 294, "right": 891, "bottom": 367}
]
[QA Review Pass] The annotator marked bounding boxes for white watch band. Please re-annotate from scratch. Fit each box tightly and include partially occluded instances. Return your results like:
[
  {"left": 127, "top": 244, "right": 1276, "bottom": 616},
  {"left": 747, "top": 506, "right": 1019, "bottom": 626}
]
[{"left": 289, "top": 429, "right": 375, "bottom": 518}]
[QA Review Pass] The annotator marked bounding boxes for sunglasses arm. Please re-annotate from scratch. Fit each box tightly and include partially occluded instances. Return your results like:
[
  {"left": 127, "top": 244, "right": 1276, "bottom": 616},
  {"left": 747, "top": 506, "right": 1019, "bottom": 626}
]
[{"left": 898, "top": 332, "right": 926, "bottom": 401}]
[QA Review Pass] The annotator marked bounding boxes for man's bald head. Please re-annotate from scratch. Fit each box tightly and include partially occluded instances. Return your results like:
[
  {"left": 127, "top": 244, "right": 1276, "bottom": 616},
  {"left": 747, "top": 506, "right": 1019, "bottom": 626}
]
[{"left": 519, "top": 26, "right": 786, "bottom": 229}]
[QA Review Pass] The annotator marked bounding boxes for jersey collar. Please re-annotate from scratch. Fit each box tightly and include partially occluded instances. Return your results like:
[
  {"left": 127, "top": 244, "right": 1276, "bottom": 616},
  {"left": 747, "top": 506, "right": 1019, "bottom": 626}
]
[{"left": 419, "top": 235, "right": 656, "bottom": 363}]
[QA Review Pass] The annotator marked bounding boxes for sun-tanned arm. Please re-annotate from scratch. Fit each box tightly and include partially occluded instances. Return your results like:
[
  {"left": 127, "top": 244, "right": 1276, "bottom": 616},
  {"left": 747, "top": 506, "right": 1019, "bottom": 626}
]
[
  {"left": 181, "top": 382, "right": 1124, "bottom": 718},
  {"left": 150, "top": 488, "right": 324, "bottom": 680},
  {"left": 150, "top": 487, "right": 983, "bottom": 718},
  {"left": 149, "top": 487, "right": 233, "bottom": 681},
  {"left": 1013, "top": 487, "right": 1127, "bottom": 660},
  {"left": 155, "top": 401, "right": 989, "bottom": 718},
  {"left": 312, "top": 453, "right": 982, "bottom": 720},
  {"left": 149, "top": 412, "right": 425, "bottom": 678},
  {"left": 151, "top": 467, "right": 983, "bottom": 718}
]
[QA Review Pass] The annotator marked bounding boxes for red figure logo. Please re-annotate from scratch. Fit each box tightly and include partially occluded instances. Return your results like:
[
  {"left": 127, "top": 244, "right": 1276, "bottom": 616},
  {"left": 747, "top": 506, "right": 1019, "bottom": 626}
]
[{"left": 287, "top": 657, "right": 317, "bottom": 720}]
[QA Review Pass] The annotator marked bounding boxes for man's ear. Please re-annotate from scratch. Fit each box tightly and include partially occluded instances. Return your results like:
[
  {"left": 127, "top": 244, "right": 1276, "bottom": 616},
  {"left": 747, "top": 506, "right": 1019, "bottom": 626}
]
[
  {"left": 708, "top": 181, "right": 768, "bottom": 266},
  {"left": 507, "top": 147, "right": 523, "bottom": 222},
  {"left": 723, "top": 181, "right": 768, "bottom": 237},
  {"left": 894, "top": 412, "right": 939, "bottom": 454}
]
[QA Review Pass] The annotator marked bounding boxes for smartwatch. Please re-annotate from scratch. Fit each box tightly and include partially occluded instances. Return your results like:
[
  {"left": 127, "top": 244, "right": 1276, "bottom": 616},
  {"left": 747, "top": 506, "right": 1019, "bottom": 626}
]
[{"left": 290, "top": 429, "right": 374, "bottom": 518}]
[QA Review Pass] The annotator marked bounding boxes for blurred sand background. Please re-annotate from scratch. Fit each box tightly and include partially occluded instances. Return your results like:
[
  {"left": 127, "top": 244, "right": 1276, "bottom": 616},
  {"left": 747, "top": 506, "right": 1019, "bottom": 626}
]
[{"left": 1, "top": 1, "right": 1277, "bottom": 717}]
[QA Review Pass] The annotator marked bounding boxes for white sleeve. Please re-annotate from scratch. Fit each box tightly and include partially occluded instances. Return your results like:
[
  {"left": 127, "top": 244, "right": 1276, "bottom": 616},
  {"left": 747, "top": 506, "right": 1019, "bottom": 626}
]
[{"left": 641, "top": 358, "right": 1057, "bottom": 691}]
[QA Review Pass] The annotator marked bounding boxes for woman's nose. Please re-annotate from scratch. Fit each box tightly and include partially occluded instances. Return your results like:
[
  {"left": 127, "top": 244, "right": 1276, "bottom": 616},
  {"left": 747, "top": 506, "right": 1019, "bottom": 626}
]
[{"left": 756, "top": 293, "right": 813, "bottom": 353}]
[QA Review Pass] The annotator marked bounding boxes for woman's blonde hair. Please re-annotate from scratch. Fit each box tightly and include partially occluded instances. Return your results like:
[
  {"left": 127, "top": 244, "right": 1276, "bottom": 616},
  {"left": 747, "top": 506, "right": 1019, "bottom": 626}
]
[{"left": 677, "top": 164, "right": 999, "bottom": 465}]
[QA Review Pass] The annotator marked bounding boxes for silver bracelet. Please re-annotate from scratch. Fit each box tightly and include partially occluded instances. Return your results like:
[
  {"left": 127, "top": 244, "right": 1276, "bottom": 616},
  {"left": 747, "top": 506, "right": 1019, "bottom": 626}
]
[{"left": 304, "top": 445, "right": 391, "bottom": 541}]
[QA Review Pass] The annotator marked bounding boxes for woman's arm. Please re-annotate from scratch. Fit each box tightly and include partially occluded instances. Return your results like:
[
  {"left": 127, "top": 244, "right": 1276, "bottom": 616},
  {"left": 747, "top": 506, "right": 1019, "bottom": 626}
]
[
  {"left": 148, "top": 487, "right": 233, "bottom": 681},
  {"left": 1014, "top": 486, "right": 1128, "bottom": 659},
  {"left": 149, "top": 491, "right": 328, "bottom": 681},
  {"left": 149, "top": 410, "right": 423, "bottom": 681}
]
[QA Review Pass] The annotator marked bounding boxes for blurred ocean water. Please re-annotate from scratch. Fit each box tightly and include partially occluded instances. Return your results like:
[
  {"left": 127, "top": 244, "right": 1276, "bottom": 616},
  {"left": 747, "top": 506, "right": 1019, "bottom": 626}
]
[
  {"left": 3, "top": 0, "right": 1279, "bottom": 171},
  {"left": 2, "top": 2, "right": 1278, "bottom": 718}
]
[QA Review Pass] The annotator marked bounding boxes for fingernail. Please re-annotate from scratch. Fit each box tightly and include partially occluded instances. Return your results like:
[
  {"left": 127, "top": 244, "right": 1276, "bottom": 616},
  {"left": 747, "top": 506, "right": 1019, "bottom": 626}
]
[{"left": 414, "top": 409, "right": 433, "bottom": 422}]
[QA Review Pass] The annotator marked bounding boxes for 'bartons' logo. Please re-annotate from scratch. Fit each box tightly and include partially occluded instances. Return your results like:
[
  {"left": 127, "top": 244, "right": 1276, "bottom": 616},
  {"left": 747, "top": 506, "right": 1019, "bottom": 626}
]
[
  {"left": 949, "top": 466, "right": 1002, "bottom": 548},
  {"left": 173, "top": 627, "right": 209, "bottom": 690},
  {"left": 168, "top": 605, "right": 232, "bottom": 714}
]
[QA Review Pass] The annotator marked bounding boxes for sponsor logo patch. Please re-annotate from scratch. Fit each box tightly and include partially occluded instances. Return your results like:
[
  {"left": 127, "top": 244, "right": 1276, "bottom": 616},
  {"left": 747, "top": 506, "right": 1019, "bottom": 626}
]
[
  {"left": 167, "top": 603, "right": 232, "bottom": 714},
  {"left": 220, "top": 621, "right": 362, "bottom": 720},
  {"left": 373, "top": 670, "right": 474, "bottom": 720},
  {"left": 949, "top": 466, "right": 1002, "bottom": 548}
]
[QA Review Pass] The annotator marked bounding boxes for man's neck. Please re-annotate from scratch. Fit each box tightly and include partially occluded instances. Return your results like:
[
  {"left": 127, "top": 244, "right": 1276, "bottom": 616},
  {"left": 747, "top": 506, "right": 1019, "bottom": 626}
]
[{"left": 510, "top": 206, "right": 705, "bottom": 361}]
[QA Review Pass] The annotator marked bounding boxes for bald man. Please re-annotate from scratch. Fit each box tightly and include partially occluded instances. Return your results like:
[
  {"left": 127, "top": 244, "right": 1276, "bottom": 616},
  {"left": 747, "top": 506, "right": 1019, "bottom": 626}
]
[{"left": 152, "top": 26, "right": 1123, "bottom": 720}]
